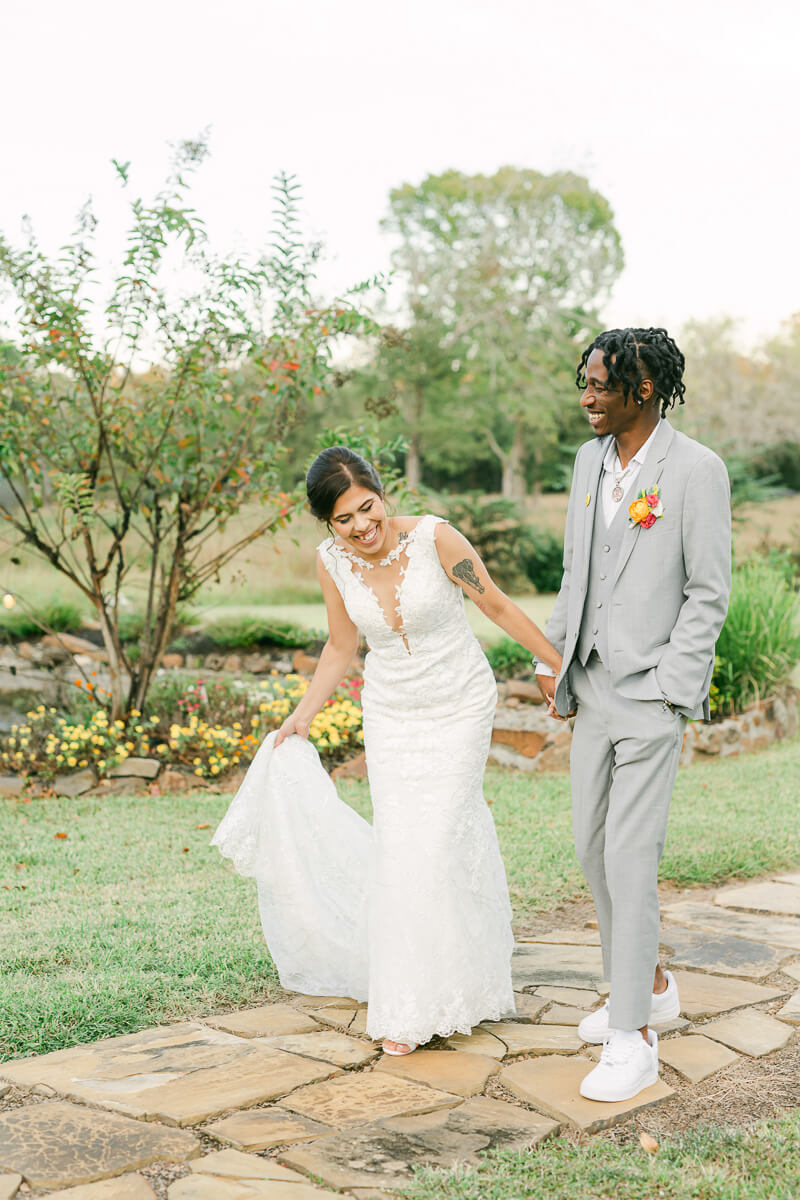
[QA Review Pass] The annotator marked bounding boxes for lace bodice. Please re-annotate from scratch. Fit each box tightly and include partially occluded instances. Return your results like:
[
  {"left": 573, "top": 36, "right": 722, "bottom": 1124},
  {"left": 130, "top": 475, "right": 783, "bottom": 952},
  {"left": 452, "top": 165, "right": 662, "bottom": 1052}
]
[{"left": 318, "top": 514, "right": 471, "bottom": 658}]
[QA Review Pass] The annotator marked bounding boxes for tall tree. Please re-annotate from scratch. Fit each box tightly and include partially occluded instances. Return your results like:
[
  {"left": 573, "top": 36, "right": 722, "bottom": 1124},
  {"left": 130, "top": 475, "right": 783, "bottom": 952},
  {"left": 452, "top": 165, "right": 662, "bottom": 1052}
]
[
  {"left": 340, "top": 311, "right": 462, "bottom": 488},
  {"left": 679, "top": 315, "right": 798, "bottom": 454},
  {"left": 383, "top": 167, "right": 623, "bottom": 497}
]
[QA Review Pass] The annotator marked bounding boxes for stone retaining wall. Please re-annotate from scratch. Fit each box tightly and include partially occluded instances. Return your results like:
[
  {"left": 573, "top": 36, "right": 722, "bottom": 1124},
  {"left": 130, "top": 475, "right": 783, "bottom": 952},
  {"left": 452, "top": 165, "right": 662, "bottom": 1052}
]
[{"left": 489, "top": 684, "right": 800, "bottom": 772}]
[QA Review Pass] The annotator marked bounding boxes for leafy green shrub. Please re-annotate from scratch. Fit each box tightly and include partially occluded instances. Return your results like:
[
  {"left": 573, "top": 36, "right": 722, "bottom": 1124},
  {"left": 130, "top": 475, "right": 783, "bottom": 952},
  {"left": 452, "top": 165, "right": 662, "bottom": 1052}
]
[
  {"left": 201, "top": 616, "right": 323, "bottom": 651},
  {"left": 713, "top": 558, "right": 800, "bottom": 715},
  {"left": 0, "top": 598, "right": 84, "bottom": 639},
  {"left": 746, "top": 440, "right": 800, "bottom": 492},
  {"left": 117, "top": 606, "right": 197, "bottom": 645},
  {"left": 520, "top": 527, "right": 564, "bottom": 593},
  {"left": 444, "top": 494, "right": 529, "bottom": 591},
  {"left": 725, "top": 454, "right": 785, "bottom": 515},
  {"left": 116, "top": 611, "right": 146, "bottom": 643},
  {"left": 485, "top": 637, "right": 533, "bottom": 678}
]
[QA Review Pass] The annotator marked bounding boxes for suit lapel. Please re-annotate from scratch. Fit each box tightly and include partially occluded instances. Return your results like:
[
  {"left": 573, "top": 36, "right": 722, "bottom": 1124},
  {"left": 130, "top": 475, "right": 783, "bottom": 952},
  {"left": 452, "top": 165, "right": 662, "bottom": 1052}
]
[
  {"left": 582, "top": 439, "right": 608, "bottom": 567},
  {"left": 613, "top": 420, "right": 676, "bottom": 584}
]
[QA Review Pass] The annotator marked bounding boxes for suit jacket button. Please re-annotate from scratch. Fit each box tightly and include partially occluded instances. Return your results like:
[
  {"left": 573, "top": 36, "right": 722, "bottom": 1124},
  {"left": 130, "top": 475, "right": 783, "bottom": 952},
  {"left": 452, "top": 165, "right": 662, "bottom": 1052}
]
[{"left": 602, "top": 544, "right": 611, "bottom": 552}]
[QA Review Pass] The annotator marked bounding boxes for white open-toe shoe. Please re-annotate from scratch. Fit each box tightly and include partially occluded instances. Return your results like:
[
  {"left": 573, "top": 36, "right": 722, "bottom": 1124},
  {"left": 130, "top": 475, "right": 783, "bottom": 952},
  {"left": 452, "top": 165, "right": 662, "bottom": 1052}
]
[{"left": 381, "top": 1039, "right": 418, "bottom": 1056}]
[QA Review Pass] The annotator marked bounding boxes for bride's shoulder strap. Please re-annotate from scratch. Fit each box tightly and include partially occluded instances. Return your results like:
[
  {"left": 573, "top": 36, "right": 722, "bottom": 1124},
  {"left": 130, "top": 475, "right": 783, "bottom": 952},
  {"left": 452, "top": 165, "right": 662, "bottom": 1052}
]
[
  {"left": 316, "top": 536, "right": 340, "bottom": 575},
  {"left": 418, "top": 513, "right": 449, "bottom": 537}
]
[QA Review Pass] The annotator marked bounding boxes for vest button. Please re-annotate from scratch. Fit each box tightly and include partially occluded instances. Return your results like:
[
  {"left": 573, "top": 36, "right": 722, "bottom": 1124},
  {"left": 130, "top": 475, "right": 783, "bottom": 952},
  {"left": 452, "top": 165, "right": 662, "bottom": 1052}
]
[
  {"left": 592, "top": 628, "right": 599, "bottom": 636},
  {"left": 596, "top": 601, "right": 603, "bottom": 608},
  {"left": 600, "top": 573, "right": 607, "bottom": 581},
  {"left": 602, "top": 544, "right": 611, "bottom": 552}
]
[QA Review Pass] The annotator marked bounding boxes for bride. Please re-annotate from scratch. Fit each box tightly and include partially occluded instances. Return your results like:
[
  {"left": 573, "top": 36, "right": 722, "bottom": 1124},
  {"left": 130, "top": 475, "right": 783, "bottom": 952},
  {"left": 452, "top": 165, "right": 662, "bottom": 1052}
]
[{"left": 212, "top": 446, "right": 561, "bottom": 1056}]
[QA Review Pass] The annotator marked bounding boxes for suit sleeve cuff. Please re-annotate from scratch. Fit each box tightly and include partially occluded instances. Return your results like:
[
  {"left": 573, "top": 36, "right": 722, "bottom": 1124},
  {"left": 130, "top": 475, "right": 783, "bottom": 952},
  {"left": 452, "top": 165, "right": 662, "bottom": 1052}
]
[{"left": 534, "top": 661, "right": 557, "bottom": 678}]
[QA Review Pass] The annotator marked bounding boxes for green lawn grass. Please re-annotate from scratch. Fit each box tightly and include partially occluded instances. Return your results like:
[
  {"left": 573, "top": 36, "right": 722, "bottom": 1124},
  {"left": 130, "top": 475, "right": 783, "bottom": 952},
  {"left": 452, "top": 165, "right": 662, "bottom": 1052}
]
[
  {"left": 396, "top": 1113, "right": 800, "bottom": 1200},
  {"left": 2, "top": 738, "right": 800, "bottom": 1062}
]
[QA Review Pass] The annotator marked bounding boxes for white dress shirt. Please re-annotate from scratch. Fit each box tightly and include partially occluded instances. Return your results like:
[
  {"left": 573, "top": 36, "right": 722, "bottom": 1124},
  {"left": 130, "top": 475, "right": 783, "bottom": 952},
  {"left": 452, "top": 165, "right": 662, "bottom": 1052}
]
[
  {"left": 536, "top": 421, "right": 662, "bottom": 678},
  {"left": 599, "top": 419, "right": 662, "bottom": 527}
]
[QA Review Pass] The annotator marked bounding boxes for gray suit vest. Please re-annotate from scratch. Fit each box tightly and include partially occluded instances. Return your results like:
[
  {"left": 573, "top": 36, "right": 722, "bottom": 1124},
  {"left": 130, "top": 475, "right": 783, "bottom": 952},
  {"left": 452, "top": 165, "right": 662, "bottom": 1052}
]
[{"left": 576, "top": 494, "right": 629, "bottom": 667}]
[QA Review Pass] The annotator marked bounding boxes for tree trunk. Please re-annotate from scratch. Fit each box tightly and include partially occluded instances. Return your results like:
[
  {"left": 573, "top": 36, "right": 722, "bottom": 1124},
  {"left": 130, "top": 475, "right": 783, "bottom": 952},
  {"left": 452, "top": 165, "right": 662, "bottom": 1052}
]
[
  {"left": 484, "top": 422, "right": 513, "bottom": 498},
  {"left": 130, "top": 547, "right": 184, "bottom": 714},
  {"left": 405, "top": 435, "right": 421, "bottom": 489},
  {"left": 509, "top": 416, "right": 527, "bottom": 501},
  {"left": 95, "top": 600, "right": 127, "bottom": 721},
  {"left": 403, "top": 384, "right": 425, "bottom": 489},
  {"left": 530, "top": 440, "right": 544, "bottom": 498}
]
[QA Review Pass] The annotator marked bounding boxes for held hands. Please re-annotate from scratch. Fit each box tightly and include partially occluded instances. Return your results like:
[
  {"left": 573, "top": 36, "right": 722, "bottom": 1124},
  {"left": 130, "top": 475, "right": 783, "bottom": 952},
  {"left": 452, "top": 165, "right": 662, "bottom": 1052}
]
[
  {"left": 534, "top": 672, "right": 576, "bottom": 722},
  {"left": 274, "top": 711, "right": 311, "bottom": 748}
]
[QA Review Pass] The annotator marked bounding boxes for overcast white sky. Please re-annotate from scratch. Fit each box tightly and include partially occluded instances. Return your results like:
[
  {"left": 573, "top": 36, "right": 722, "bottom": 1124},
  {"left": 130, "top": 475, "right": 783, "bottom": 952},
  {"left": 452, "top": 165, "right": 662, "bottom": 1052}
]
[{"left": 1, "top": 0, "right": 797, "bottom": 348}]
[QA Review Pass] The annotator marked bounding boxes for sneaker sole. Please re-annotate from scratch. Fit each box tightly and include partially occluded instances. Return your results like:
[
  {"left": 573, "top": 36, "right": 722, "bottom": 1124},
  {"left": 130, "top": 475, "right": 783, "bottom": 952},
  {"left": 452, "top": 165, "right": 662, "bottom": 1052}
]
[
  {"left": 579, "top": 1065, "right": 659, "bottom": 1103},
  {"left": 650, "top": 997, "right": 681, "bottom": 1027}
]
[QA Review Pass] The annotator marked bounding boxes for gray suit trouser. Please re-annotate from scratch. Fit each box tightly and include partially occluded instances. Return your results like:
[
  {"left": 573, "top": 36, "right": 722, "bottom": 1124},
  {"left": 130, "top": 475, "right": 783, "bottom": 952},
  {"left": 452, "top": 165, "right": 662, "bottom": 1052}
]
[{"left": 570, "top": 652, "right": 686, "bottom": 1030}]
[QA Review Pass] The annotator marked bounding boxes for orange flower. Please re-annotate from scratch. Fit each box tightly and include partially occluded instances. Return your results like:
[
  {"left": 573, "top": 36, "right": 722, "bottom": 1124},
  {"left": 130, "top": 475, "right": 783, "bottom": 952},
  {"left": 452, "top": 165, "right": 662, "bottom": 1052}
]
[{"left": 628, "top": 497, "right": 650, "bottom": 525}]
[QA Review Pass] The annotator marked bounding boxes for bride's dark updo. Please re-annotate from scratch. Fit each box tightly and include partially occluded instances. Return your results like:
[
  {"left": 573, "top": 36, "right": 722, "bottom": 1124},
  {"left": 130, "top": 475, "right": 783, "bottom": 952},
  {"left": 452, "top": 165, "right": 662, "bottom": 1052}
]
[{"left": 306, "top": 446, "right": 385, "bottom": 523}]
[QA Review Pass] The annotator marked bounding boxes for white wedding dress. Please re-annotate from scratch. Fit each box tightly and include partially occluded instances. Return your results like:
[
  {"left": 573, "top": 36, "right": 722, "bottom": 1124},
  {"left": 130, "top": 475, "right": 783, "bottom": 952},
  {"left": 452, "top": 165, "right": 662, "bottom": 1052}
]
[{"left": 212, "top": 514, "right": 515, "bottom": 1044}]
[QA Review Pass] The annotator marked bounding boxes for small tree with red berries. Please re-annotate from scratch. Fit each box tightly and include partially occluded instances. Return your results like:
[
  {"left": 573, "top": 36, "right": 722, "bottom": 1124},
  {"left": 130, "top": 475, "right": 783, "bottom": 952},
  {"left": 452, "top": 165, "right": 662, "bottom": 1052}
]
[{"left": 0, "top": 139, "right": 376, "bottom": 718}]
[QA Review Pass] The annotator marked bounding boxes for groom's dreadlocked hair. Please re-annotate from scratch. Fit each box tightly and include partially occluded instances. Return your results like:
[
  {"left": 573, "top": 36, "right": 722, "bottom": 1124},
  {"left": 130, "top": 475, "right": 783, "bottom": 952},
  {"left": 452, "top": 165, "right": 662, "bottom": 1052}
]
[{"left": 576, "top": 328, "right": 686, "bottom": 417}]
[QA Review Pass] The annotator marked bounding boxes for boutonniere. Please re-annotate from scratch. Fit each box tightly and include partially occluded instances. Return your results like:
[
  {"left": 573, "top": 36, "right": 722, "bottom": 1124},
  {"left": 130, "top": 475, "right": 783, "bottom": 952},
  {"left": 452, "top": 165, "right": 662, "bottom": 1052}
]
[{"left": 628, "top": 485, "right": 664, "bottom": 529}]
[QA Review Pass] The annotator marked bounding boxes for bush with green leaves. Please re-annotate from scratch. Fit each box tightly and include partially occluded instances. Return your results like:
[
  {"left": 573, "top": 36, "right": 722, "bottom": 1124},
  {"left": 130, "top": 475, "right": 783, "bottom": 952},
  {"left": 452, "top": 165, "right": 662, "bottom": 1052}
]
[
  {"left": 444, "top": 494, "right": 529, "bottom": 591},
  {"left": 198, "top": 615, "right": 323, "bottom": 651},
  {"left": 713, "top": 556, "right": 800, "bottom": 715},
  {"left": 0, "top": 598, "right": 84, "bottom": 640},
  {"left": 485, "top": 637, "right": 534, "bottom": 678},
  {"left": 519, "top": 526, "right": 564, "bottom": 593}
]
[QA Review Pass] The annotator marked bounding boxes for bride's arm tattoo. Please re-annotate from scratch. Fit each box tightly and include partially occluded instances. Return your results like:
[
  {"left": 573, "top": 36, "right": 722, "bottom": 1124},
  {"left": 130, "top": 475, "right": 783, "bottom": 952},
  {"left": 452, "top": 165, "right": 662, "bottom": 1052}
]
[{"left": 452, "top": 558, "right": 485, "bottom": 594}]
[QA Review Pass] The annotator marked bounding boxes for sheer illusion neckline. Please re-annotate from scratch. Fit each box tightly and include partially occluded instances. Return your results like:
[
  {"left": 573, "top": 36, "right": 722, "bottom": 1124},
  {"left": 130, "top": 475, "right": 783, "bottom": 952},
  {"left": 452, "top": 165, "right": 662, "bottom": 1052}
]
[
  {"left": 329, "top": 517, "right": 432, "bottom": 653},
  {"left": 331, "top": 522, "right": 419, "bottom": 571}
]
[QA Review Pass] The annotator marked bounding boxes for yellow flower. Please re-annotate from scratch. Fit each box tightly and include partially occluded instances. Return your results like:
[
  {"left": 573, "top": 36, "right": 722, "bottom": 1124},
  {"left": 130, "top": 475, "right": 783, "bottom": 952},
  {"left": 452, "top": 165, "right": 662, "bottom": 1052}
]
[{"left": 67, "top": 756, "right": 77, "bottom": 766}]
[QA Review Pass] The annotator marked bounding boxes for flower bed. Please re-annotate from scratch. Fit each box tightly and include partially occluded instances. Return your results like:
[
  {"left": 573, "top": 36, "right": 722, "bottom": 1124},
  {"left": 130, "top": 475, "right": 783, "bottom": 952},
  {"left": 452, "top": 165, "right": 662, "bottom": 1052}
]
[{"left": 0, "top": 673, "right": 364, "bottom": 785}]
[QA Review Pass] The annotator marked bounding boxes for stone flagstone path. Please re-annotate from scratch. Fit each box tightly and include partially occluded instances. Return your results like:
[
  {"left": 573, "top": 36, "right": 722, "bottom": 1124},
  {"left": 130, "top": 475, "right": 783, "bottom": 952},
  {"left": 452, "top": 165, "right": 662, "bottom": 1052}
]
[{"left": 1, "top": 869, "right": 798, "bottom": 1198}]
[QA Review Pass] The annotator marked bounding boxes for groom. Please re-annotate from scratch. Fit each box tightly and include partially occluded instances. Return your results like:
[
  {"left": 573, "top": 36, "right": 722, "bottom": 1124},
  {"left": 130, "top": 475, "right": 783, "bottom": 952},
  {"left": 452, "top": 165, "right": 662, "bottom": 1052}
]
[{"left": 535, "top": 327, "right": 731, "bottom": 1102}]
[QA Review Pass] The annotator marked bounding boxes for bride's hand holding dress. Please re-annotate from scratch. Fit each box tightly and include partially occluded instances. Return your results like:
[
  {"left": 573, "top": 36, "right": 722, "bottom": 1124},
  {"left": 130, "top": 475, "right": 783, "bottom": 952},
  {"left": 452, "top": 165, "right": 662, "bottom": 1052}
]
[{"left": 274, "top": 551, "right": 360, "bottom": 748}]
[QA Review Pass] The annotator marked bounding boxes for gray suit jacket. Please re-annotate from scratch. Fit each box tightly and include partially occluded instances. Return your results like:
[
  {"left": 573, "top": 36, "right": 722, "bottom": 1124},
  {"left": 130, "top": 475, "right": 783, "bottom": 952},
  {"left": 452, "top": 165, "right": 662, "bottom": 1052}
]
[{"left": 546, "top": 420, "right": 732, "bottom": 721}]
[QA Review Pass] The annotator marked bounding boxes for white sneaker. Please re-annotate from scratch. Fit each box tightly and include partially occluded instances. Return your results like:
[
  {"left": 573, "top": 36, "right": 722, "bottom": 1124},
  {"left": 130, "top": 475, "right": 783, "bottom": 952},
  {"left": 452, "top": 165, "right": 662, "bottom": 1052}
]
[
  {"left": 577, "top": 971, "right": 680, "bottom": 1044},
  {"left": 579, "top": 1029, "right": 659, "bottom": 1102}
]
